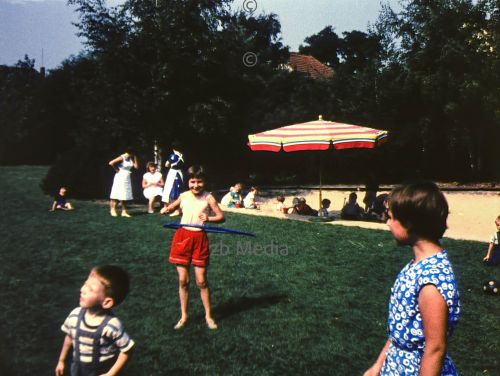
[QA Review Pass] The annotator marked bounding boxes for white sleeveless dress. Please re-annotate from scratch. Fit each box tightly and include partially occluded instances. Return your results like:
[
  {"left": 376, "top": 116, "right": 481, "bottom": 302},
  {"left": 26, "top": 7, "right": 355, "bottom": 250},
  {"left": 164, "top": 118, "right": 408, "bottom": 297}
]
[{"left": 110, "top": 155, "right": 134, "bottom": 201}]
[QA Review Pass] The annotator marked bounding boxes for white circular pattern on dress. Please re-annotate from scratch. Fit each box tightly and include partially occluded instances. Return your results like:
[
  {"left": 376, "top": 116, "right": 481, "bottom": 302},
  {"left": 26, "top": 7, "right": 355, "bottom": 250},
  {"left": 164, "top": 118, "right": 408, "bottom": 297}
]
[{"left": 380, "top": 250, "right": 460, "bottom": 375}]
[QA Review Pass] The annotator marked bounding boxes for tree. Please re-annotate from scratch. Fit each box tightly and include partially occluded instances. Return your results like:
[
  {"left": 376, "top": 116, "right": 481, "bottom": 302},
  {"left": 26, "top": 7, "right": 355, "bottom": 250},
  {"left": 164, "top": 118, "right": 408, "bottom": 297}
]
[
  {"left": 40, "top": 0, "right": 290, "bottom": 195},
  {"left": 299, "top": 26, "right": 342, "bottom": 68},
  {"left": 374, "top": 0, "right": 499, "bottom": 179},
  {"left": 0, "top": 55, "right": 49, "bottom": 164}
]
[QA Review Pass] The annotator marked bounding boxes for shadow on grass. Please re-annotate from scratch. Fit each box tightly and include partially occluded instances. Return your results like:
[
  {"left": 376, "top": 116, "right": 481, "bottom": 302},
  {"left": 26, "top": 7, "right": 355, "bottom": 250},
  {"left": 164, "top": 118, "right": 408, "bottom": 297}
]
[{"left": 214, "top": 294, "right": 288, "bottom": 320}]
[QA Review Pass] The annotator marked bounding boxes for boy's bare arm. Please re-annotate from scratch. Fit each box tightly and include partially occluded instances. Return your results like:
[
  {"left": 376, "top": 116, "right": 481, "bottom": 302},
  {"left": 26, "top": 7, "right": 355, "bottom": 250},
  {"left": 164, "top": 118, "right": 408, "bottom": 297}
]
[
  {"left": 206, "top": 195, "right": 225, "bottom": 223},
  {"left": 51, "top": 201, "right": 57, "bottom": 211},
  {"left": 164, "top": 197, "right": 181, "bottom": 213},
  {"left": 101, "top": 348, "right": 134, "bottom": 376},
  {"left": 55, "top": 334, "right": 73, "bottom": 376}
]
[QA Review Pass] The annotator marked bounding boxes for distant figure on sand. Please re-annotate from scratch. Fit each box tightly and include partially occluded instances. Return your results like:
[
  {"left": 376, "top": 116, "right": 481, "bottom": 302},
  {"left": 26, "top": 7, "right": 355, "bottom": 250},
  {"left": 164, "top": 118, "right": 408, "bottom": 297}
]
[
  {"left": 341, "top": 192, "right": 364, "bottom": 220},
  {"left": 243, "top": 187, "right": 260, "bottom": 209},
  {"left": 363, "top": 174, "right": 379, "bottom": 212},
  {"left": 292, "top": 197, "right": 317, "bottom": 216},
  {"left": 363, "top": 181, "right": 460, "bottom": 376},
  {"left": 483, "top": 215, "right": 500, "bottom": 266},
  {"left": 368, "top": 193, "right": 389, "bottom": 222},
  {"left": 51, "top": 187, "right": 74, "bottom": 211},
  {"left": 227, "top": 183, "right": 243, "bottom": 208},
  {"left": 109, "top": 150, "right": 139, "bottom": 217},
  {"left": 142, "top": 162, "right": 164, "bottom": 213},
  {"left": 161, "top": 142, "right": 184, "bottom": 215},
  {"left": 276, "top": 195, "right": 290, "bottom": 214},
  {"left": 220, "top": 186, "right": 234, "bottom": 207},
  {"left": 162, "top": 166, "right": 224, "bottom": 330},
  {"left": 318, "top": 198, "right": 331, "bottom": 217}
]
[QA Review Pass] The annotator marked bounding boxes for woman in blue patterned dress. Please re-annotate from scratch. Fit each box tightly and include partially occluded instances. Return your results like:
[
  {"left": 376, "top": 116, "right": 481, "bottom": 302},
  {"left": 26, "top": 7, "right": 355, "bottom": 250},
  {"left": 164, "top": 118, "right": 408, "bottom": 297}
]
[
  {"left": 364, "top": 181, "right": 460, "bottom": 376},
  {"left": 160, "top": 142, "right": 184, "bottom": 215}
]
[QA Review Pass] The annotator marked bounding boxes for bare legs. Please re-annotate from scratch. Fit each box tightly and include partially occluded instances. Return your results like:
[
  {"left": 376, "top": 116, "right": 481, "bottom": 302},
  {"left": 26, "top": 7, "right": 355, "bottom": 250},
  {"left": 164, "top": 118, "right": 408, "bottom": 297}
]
[
  {"left": 147, "top": 197, "right": 156, "bottom": 213},
  {"left": 175, "top": 265, "right": 190, "bottom": 329},
  {"left": 110, "top": 199, "right": 118, "bottom": 216},
  {"left": 109, "top": 199, "right": 130, "bottom": 217},
  {"left": 174, "top": 265, "right": 217, "bottom": 330}
]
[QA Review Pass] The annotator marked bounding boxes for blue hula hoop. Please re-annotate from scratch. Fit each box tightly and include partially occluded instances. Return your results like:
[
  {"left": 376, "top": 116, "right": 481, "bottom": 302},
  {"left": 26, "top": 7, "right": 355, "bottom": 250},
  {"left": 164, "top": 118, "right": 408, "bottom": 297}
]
[{"left": 163, "top": 222, "right": 255, "bottom": 237}]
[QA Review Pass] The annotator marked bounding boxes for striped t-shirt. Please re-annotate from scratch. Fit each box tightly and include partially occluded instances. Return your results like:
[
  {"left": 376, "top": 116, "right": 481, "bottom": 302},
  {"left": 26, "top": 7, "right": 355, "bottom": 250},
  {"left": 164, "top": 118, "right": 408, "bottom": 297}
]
[{"left": 61, "top": 307, "right": 134, "bottom": 364}]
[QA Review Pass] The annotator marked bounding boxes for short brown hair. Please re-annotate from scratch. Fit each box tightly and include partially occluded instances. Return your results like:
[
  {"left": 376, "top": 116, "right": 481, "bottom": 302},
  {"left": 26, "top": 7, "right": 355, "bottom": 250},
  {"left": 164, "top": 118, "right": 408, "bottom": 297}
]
[
  {"left": 187, "top": 165, "right": 205, "bottom": 180},
  {"left": 389, "top": 181, "right": 448, "bottom": 241},
  {"left": 146, "top": 161, "right": 157, "bottom": 169},
  {"left": 92, "top": 265, "right": 130, "bottom": 306}
]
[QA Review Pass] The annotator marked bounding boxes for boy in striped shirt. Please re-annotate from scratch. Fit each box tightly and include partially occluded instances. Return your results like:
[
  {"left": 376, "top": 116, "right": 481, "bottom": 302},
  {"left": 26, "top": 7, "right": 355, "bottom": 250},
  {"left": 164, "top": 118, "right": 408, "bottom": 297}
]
[{"left": 55, "top": 265, "right": 134, "bottom": 376}]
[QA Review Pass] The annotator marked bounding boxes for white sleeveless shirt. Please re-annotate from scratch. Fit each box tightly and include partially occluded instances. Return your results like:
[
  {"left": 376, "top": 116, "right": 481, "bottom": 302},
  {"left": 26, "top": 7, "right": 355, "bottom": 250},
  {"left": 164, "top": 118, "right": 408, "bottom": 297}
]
[{"left": 180, "top": 191, "right": 211, "bottom": 231}]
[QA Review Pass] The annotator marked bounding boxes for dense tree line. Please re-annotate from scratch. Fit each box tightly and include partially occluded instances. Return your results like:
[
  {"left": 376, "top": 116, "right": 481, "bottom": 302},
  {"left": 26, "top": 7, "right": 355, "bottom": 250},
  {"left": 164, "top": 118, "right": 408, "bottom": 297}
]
[{"left": 0, "top": 0, "right": 498, "bottom": 198}]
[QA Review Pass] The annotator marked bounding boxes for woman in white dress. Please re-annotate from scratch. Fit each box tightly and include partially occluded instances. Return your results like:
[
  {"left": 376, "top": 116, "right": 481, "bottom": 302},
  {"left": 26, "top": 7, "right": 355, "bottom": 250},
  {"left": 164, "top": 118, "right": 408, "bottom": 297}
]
[
  {"left": 109, "top": 150, "right": 139, "bottom": 217},
  {"left": 142, "top": 161, "right": 164, "bottom": 213}
]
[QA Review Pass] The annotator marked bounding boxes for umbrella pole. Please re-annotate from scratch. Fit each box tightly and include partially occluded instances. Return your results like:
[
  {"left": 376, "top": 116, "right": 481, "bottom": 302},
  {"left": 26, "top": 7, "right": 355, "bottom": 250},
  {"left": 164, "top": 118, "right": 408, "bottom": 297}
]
[{"left": 319, "top": 164, "right": 323, "bottom": 211}]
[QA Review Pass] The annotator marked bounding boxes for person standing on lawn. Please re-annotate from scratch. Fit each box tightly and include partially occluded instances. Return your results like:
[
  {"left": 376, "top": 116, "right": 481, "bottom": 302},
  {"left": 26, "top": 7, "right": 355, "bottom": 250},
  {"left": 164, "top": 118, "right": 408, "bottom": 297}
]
[
  {"left": 109, "top": 149, "right": 139, "bottom": 217},
  {"left": 160, "top": 142, "right": 184, "bottom": 216},
  {"left": 55, "top": 265, "right": 134, "bottom": 376},
  {"left": 162, "top": 165, "right": 224, "bottom": 330},
  {"left": 364, "top": 181, "right": 460, "bottom": 376}
]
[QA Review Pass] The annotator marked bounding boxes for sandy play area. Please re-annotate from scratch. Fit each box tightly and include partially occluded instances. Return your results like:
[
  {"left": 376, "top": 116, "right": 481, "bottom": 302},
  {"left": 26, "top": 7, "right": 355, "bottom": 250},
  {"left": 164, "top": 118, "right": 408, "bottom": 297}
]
[{"left": 222, "top": 189, "right": 500, "bottom": 243}]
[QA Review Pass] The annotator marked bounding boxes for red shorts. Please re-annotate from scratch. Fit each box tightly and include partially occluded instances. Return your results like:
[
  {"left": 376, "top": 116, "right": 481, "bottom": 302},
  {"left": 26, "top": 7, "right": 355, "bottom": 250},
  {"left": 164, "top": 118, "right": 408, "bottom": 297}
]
[{"left": 169, "top": 227, "right": 210, "bottom": 267}]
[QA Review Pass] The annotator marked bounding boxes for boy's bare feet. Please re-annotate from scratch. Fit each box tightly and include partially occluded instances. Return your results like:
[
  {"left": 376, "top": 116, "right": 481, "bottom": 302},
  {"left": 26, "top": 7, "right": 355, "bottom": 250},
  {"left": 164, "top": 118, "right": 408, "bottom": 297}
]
[
  {"left": 206, "top": 318, "right": 218, "bottom": 330},
  {"left": 174, "top": 317, "right": 188, "bottom": 330}
]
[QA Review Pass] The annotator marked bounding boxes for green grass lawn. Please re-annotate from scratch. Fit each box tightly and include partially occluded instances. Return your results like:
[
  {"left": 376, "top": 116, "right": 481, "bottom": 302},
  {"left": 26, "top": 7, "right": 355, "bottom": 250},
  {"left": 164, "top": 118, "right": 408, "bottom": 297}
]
[{"left": 0, "top": 166, "right": 498, "bottom": 376}]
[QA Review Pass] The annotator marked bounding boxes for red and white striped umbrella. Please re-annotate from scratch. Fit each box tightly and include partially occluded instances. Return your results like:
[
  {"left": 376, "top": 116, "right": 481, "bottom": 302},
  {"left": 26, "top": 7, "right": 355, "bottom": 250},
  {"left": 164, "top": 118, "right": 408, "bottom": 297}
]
[{"left": 248, "top": 115, "right": 388, "bottom": 152}]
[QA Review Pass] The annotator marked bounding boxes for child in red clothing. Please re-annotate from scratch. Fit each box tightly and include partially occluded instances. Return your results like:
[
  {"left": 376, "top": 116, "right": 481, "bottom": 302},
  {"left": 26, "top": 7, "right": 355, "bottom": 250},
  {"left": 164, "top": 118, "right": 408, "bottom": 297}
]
[{"left": 163, "top": 165, "right": 225, "bottom": 330}]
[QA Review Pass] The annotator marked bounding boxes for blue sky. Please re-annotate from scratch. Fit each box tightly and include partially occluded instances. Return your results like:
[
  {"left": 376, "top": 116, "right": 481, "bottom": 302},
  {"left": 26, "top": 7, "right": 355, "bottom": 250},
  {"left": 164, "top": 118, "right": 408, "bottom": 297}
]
[{"left": 0, "top": 0, "right": 401, "bottom": 70}]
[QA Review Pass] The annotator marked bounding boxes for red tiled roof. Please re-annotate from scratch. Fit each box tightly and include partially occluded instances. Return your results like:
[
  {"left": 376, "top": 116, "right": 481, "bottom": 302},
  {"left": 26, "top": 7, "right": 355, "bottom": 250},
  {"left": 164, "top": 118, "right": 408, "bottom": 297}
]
[{"left": 288, "top": 52, "right": 334, "bottom": 79}]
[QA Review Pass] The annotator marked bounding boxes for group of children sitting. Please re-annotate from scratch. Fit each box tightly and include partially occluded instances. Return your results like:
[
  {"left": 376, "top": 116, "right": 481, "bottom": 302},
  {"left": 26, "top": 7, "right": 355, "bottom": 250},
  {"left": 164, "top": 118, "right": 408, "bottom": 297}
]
[
  {"left": 220, "top": 184, "right": 260, "bottom": 209},
  {"left": 274, "top": 191, "right": 389, "bottom": 222}
]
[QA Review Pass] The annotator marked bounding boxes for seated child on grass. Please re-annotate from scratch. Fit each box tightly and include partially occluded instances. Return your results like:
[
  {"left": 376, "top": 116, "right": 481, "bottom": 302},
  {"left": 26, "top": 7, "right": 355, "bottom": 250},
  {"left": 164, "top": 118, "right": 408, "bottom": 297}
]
[
  {"left": 483, "top": 215, "right": 500, "bottom": 266},
  {"left": 243, "top": 186, "right": 260, "bottom": 209},
  {"left": 56, "top": 265, "right": 134, "bottom": 376},
  {"left": 51, "top": 187, "right": 74, "bottom": 211}
]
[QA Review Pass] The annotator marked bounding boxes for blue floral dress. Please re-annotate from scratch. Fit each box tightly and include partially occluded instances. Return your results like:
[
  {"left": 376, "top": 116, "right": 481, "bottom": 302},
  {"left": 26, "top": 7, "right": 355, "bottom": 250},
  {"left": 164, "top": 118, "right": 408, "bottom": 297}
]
[{"left": 381, "top": 250, "right": 461, "bottom": 375}]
